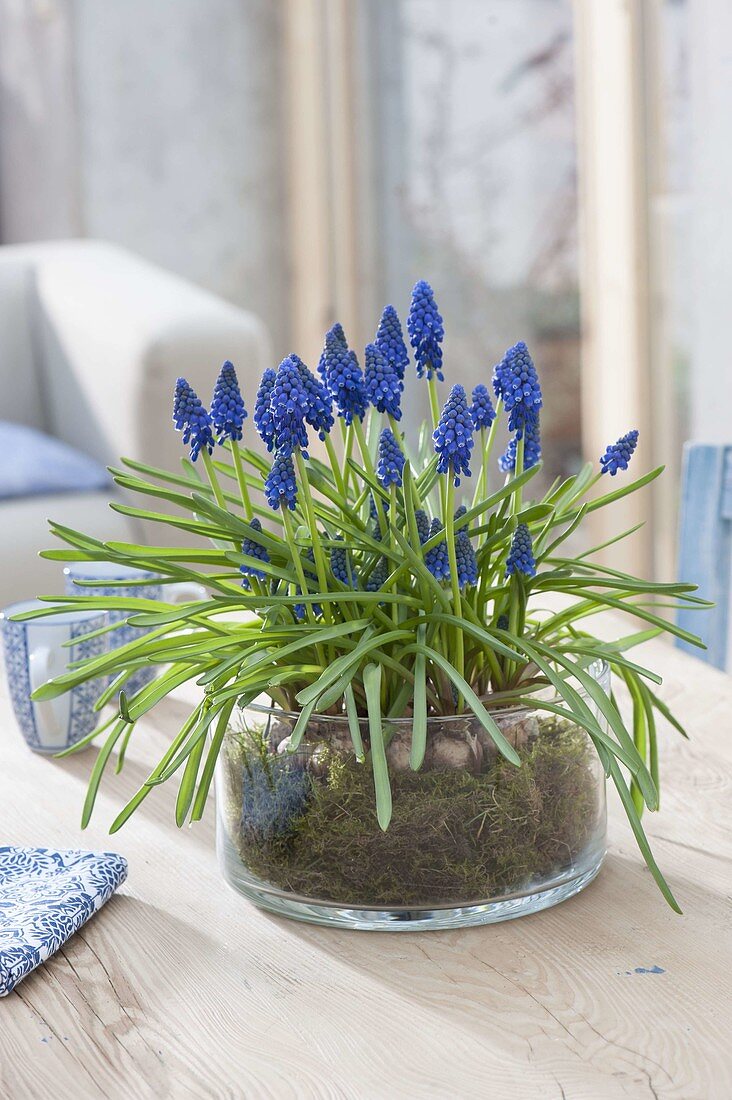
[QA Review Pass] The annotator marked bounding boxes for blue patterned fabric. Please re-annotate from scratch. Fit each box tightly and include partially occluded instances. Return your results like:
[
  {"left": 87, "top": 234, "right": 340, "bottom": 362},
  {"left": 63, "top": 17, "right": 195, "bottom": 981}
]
[
  {"left": 0, "top": 422, "right": 110, "bottom": 501},
  {"left": 0, "top": 847, "right": 127, "bottom": 996}
]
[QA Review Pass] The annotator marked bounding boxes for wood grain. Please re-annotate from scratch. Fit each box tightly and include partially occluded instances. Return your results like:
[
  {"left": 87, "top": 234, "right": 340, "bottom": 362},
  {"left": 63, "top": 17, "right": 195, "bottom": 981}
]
[{"left": 1, "top": 628, "right": 730, "bottom": 1099}]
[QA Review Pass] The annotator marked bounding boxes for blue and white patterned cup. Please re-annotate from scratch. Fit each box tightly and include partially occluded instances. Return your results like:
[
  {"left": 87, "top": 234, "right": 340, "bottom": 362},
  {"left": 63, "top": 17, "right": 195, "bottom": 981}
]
[
  {"left": 63, "top": 563, "right": 205, "bottom": 694},
  {"left": 0, "top": 600, "right": 109, "bottom": 754}
]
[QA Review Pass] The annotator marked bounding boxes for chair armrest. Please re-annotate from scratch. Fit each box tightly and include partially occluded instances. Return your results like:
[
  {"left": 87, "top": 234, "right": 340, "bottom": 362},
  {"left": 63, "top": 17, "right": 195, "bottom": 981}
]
[{"left": 7, "top": 240, "right": 271, "bottom": 472}]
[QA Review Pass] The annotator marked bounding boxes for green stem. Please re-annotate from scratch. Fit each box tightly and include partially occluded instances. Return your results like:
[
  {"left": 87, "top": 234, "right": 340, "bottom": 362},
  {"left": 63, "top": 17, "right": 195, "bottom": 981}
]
[
  {"left": 353, "top": 417, "right": 388, "bottom": 541},
  {"left": 343, "top": 422, "right": 355, "bottom": 496},
  {"left": 281, "top": 507, "right": 318, "bottom": 631},
  {"left": 444, "top": 476, "right": 465, "bottom": 707},
  {"left": 427, "top": 376, "right": 441, "bottom": 431},
  {"left": 324, "top": 434, "right": 347, "bottom": 500},
  {"left": 389, "top": 483, "right": 399, "bottom": 628},
  {"left": 294, "top": 448, "right": 333, "bottom": 627},
  {"left": 513, "top": 435, "right": 525, "bottom": 516},
  {"left": 231, "top": 444, "right": 253, "bottom": 520},
  {"left": 471, "top": 399, "right": 503, "bottom": 532},
  {"left": 201, "top": 449, "right": 226, "bottom": 510}
]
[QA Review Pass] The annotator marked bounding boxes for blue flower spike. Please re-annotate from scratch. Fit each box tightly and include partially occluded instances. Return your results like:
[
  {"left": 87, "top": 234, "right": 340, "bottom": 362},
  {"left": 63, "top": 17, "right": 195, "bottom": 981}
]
[
  {"left": 470, "top": 384, "right": 496, "bottom": 431},
  {"left": 424, "top": 518, "right": 451, "bottom": 581},
  {"left": 600, "top": 430, "right": 639, "bottom": 476},
  {"left": 377, "top": 428, "right": 406, "bottom": 488},
  {"left": 253, "top": 368, "right": 277, "bottom": 452},
  {"left": 366, "top": 556, "right": 390, "bottom": 593},
  {"left": 408, "top": 280, "right": 445, "bottom": 381},
  {"left": 414, "top": 508, "right": 430, "bottom": 546},
  {"left": 291, "top": 354, "right": 334, "bottom": 440},
  {"left": 433, "top": 384, "right": 474, "bottom": 486},
  {"left": 375, "top": 305, "right": 409, "bottom": 381},
  {"left": 365, "top": 342, "right": 402, "bottom": 419},
  {"left": 323, "top": 325, "right": 368, "bottom": 425},
  {"left": 318, "top": 322, "right": 348, "bottom": 380},
  {"left": 505, "top": 523, "right": 536, "bottom": 579},
  {"left": 211, "top": 360, "right": 247, "bottom": 444},
  {"left": 240, "top": 517, "right": 269, "bottom": 589},
  {"left": 493, "top": 341, "right": 542, "bottom": 434},
  {"left": 499, "top": 413, "right": 542, "bottom": 473},
  {"left": 264, "top": 447, "right": 298, "bottom": 511},
  {"left": 270, "top": 356, "right": 310, "bottom": 457},
  {"left": 331, "top": 539, "right": 358, "bottom": 588},
  {"left": 173, "top": 377, "right": 215, "bottom": 462},
  {"left": 455, "top": 529, "right": 478, "bottom": 588}
]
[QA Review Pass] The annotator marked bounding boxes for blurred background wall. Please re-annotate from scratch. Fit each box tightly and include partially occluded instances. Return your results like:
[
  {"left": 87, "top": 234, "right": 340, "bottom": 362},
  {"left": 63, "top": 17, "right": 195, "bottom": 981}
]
[
  {"left": 0, "top": 0, "right": 290, "bottom": 352},
  {"left": 0, "top": 0, "right": 724, "bottom": 579}
]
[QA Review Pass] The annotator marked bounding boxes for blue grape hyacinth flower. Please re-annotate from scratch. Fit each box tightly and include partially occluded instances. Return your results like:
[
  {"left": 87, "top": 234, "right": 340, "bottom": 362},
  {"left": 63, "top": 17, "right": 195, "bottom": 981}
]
[
  {"left": 408, "top": 280, "right": 444, "bottom": 381},
  {"left": 291, "top": 354, "right": 334, "bottom": 440},
  {"left": 499, "top": 411, "right": 542, "bottom": 473},
  {"left": 318, "top": 321, "right": 347, "bottom": 380},
  {"left": 331, "top": 539, "right": 358, "bottom": 588},
  {"left": 433, "top": 384, "right": 474, "bottom": 486},
  {"left": 323, "top": 326, "right": 368, "bottom": 425},
  {"left": 365, "top": 342, "right": 402, "bottom": 419},
  {"left": 377, "top": 428, "right": 405, "bottom": 488},
  {"left": 270, "top": 356, "right": 310, "bottom": 457},
  {"left": 375, "top": 304, "right": 409, "bottom": 381},
  {"left": 493, "top": 341, "right": 542, "bottom": 434},
  {"left": 253, "top": 368, "right": 277, "bottom": 452},
  {"left": 470, "top": 384, "right": 496, "bottom": 431},
  {"left": 455, "top": 529, "right": 478, "bottom": 588},
  {"left": 600, "top": 429, "right": 639, "bottom": 475},
  {"left": 239, "top": 517, "right": 269, "bottom": 589},
  {"left": 265, "top": 447, "right": 298, "bottom": 511},
  {"left": 414, "top": 508, "right": 430, "bottom": 546},
  {"left": 505, "top": 523, "right": 536, "bottom": 579},
  {"left": 424, "top": 518, "right": 451, "bottom": 581},
  {"left": 211, "top": 360, "right": 247, "bottom": 444},
  {"left": 366, "top": 555, "right": 390, "bottom": 592},
  {"left": 173, "top": 377, "right": 215, "bottom": 462}
]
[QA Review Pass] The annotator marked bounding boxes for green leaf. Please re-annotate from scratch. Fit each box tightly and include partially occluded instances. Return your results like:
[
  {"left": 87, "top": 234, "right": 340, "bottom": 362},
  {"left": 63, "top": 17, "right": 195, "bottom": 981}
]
[
  {"left": 529, "top": 639, "right": 658, "bottom": 809},
  {"left": 295, "top": 629, "right": 411, "bottom": 706},
  {"left": 80, "top": 719, "right": 130, "bottom": 828},
  {"left": 363, "top": 662, "right": 392, "bottom": 830},
  {"left": 190, "top": 697, "right": 240, "bottom": 821},
  {"left": 405, "top": 644, "right": 521, "bottom": 766},
  {"left": 175, "top": 733, "right": 207, "bottom": 826},
  {"left": 288, "top": 698, "right": 318, "bottom": 752},
  {"left": 410, "top": 625, "right": 428, "bottom": 770},
  {"left": 505, "top": 636, "right": 642, "bottom": 774},
  {"left": 606, "top": 756, "right": 681, "bottom": 912},
  {"left": 344, "top": 683, "right": 365, "bottom": 762}
]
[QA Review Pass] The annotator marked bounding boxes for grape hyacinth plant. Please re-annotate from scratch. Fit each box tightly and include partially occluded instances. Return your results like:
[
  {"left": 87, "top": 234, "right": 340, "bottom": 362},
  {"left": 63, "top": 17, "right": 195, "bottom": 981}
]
[{"left": 20, "top": 279, "right": 708, "bottom": 925}]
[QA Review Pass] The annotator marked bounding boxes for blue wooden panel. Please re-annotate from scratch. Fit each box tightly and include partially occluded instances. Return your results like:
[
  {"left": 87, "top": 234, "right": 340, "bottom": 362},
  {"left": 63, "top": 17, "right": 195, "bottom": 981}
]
[{"left": 677, "top": 443, "right": 731, "bottom": 669}]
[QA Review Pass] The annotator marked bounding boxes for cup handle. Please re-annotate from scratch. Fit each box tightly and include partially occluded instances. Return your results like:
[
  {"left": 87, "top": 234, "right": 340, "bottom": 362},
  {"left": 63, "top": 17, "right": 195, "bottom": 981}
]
[
  {"left": 28, "top": 645, "right": 61, "bottom": 742},
  {"left": 167, "top": 581, "right": 207, "bottom": 604}
]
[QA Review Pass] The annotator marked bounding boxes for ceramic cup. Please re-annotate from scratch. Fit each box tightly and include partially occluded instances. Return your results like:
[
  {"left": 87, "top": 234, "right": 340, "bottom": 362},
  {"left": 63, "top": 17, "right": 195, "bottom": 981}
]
[
  {"left": 63, "top": 563, "right": 206, "bottom": 694},
  {"left": 0, "top": 600, "right": 109, "bottom": 753}
]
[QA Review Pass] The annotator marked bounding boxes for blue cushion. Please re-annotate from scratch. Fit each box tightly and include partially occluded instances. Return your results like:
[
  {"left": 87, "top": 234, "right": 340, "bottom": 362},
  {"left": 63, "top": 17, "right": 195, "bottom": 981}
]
[{"left": 0, "top": 421, "right": 111, "bottom": 501}]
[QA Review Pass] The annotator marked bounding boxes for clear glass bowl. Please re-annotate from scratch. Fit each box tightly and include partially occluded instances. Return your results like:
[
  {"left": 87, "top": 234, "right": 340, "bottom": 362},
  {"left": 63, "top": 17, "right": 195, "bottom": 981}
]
[{"left": 215, "top": 663, "right": 609, "bottom": 931}]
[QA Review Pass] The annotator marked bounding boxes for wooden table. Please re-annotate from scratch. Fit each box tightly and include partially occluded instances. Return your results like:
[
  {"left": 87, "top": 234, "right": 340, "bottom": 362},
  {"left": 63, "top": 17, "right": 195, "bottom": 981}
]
[{"left": 1, "top": 630, "right": 731, "bottom": 1099}]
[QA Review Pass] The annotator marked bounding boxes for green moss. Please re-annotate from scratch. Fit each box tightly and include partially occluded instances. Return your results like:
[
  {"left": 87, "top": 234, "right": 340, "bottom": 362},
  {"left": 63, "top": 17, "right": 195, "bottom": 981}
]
[{"left": 228, "top": 719, "right": 601, "bottom": 907}]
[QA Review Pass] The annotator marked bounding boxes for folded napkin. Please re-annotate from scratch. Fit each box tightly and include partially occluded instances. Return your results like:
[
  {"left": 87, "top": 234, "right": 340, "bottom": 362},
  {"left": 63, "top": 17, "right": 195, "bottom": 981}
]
[{"left": 0, "top": 846, "right": 128, "bottom": 996}]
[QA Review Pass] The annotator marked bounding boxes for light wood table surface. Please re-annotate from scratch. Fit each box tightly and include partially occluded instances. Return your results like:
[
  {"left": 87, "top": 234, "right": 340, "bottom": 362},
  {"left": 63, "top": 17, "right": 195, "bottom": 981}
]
[{"left": 1, "top": 628, "right": 731, "bottom": 1099}]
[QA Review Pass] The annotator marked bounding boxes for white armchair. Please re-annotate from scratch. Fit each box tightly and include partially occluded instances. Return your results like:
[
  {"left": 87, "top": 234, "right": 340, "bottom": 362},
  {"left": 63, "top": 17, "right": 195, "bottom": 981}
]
[{"left": 0, "top": 240, "right": 270, "bottom": 604}]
